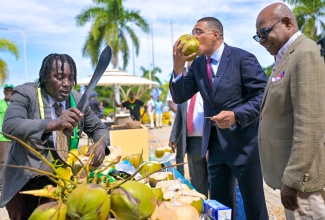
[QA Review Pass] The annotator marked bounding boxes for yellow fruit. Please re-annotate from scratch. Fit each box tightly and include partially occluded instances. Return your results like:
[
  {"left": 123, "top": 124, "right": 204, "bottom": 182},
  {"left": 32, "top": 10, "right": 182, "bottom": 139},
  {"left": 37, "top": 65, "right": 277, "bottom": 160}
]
[
  {"left": 178, "top": 34, "right": 200, "bottom": 61},
  {"left": 78, "top": 145, "right": 89, "bottom": 155}
]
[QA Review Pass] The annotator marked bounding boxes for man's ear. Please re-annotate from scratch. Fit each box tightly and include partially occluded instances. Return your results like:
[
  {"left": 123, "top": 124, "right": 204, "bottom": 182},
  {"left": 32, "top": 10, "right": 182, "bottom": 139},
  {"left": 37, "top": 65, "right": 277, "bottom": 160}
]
[{"left": 282, "top": 17, "right": 292, "bottom": 28}]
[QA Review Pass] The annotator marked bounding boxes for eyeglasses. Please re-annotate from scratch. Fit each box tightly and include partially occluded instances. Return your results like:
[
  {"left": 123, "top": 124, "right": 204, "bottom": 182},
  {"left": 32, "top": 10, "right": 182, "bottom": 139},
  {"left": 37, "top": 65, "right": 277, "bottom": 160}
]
[
  {"left": 253, "top": 18, "right": 283, "bottom": 42},
  {"left": 191, "top": 29, "right": 216, "bottom": 37}
]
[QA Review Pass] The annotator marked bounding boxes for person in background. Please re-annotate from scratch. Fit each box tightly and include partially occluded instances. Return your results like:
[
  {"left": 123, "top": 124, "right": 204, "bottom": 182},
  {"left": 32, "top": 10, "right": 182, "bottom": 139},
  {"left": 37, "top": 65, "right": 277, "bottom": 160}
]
[
  {"left": 0, "top": 83, "right": 14, "bottom": 192},
  {"left": 150, "top": 86, "right": 161, "bottom": 101},
  {"left": 0, "top": 53, "right": 109, "bottom": 219},
  {"left": 89, "top": 91, "right": 104, "bottom": 119},
  {"left": 146, "top": 95, "right": 155, "bottom": 129},
  {"left": 169, "top": 91, "right": 208, "bottom": 197},
  {"left": 256, "top": 3, "right": 325, "bottom": 219},
  {"left": 170, "top": 17, "right": 268, "bottom": 219},
  {"left": 166, "top": 90, "right": 177, "bottom": 114},
  {"left": 115, "top": 91, "right": 147, "bottom": 121},
  {"left": 154, "top": 96, "right": 163, "bottom": 128}
]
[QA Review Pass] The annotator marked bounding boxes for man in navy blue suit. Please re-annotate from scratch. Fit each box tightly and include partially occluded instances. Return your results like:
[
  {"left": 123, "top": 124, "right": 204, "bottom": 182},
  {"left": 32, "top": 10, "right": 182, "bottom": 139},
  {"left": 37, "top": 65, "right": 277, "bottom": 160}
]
[{"left": 170, "top": 17, "right": 268, "bottom": 220}]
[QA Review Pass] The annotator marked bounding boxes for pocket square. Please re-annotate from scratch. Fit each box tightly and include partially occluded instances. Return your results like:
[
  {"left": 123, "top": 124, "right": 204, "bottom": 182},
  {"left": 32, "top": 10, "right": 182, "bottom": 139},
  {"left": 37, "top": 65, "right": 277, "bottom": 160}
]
[{"left": 272, "top": 71, "right": 285, "bottom": 82}]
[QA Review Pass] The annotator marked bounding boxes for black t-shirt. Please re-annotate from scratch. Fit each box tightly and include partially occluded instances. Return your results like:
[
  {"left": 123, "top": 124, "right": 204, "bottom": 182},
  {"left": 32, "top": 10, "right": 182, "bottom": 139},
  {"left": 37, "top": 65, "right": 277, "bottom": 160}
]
[{"left": 121, "top": 99, "right": 144, "bottom": 121}]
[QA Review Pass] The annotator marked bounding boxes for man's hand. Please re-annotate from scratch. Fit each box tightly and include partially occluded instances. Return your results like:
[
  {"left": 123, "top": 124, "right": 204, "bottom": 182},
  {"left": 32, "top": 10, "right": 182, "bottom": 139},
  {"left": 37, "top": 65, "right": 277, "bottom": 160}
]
[
  {"left": 173, "top": 39, "right": 196, "bottom": 76},
  {"left": 86, "top": 141, "right": 107, "bottom": 167},
  {"left": 168, "top": 142, "right": 176, "bottom": 153},
  {"left": 211, "top": 111, "right": 236, "bottom": 129},
  {"left": 280, "top": 184, "right": 299, "bottom": 211},
  {"left": 45, "top": 108, "right": 84, "bottom": 134}
]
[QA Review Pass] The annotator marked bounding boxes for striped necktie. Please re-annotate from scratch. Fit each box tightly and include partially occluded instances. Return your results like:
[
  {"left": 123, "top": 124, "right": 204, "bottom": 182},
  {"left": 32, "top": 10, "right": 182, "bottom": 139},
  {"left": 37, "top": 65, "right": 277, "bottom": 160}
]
[
  {"left": 207, "top": 58, "right": 213, "bottom": 88},
  {"left": 53, "top": 102, "right": 69, "bottom": 161}
]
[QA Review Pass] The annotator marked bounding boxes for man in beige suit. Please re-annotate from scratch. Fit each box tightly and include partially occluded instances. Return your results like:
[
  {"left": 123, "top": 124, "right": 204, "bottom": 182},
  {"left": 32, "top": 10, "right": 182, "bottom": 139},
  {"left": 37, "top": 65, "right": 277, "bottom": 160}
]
[{"left": 255, "top": 3, "right": 325, "bottom": 219}]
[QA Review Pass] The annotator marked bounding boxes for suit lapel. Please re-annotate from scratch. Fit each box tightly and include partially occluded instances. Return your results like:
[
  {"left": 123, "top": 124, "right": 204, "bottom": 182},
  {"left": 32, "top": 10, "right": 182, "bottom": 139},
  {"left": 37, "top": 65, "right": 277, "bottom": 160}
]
[
  {"left": 40, "top": 88, "right": 52, "bottom": 119},
  {"left": 211, "top": 44, "right": 231, "bottom": 97},
  {"left": 261, "top": 34, "right": 306, "bottom": 109}
]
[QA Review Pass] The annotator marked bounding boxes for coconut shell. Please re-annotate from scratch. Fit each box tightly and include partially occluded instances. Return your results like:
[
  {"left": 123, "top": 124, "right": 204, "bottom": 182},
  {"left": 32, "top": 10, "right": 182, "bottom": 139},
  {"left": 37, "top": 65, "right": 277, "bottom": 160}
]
[
  {"left": 149, "top": 171, "right": 174, "bottom": 187},
  {"left": 151, "top": 201, "right": 200, "bottom": 220}
]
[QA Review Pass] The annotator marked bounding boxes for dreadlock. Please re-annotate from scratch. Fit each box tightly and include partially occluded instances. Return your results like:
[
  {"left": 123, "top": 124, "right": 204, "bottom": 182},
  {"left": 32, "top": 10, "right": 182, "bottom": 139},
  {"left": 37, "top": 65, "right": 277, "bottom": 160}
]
[{"left": 38, "top": 53, "right": 77, "bottom": 88}]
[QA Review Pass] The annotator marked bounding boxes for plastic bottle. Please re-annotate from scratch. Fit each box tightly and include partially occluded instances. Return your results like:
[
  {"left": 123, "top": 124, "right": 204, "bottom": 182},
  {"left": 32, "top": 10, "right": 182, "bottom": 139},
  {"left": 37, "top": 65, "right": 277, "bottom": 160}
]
[{"left": 149, "top": 145, "right": 155, "bottom": 161}]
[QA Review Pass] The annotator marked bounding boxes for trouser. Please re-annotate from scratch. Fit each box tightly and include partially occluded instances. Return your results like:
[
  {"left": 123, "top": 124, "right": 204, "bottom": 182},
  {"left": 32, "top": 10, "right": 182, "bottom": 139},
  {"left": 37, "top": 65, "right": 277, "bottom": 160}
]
[
  {"left": 155, "top": 113, "right": 162, "bottom": 127},
  {"left": 208, "top": 127, "right": 268, "bottom": 220},
  {"left": 6, "top": 176, "right": 54, "bottom": 220},
  {"left": 0, "top": 141, "right": 9, "bottom": 191},
  {"left": 285, "top": 188, "right": 325, "bottom": 219},
  {"left": 148, "top": 111, "right": 155, "bottom": 128},
  {"left": 186, "top": 136, "right": 209, "bottom": 198}
]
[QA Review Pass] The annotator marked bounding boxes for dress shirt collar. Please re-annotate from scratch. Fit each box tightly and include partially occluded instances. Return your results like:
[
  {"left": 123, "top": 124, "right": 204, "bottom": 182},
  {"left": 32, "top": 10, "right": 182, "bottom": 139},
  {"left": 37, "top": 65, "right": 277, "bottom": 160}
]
[
  {"left": 48, "top": 95, "right": 66, "bottom": 111},
  {"left": 275, "top": 31, "right": 301, "bottom": 62},
  {"left": 206, "top": 42, "right": 225, "bottom": 62}
]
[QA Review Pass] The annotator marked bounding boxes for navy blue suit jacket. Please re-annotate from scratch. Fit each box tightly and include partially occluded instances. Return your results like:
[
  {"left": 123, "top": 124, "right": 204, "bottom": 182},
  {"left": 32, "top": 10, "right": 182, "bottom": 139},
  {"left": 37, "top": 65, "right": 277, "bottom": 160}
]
[{"left": 170, "top": 43, "right": 267, "bottom": 165}]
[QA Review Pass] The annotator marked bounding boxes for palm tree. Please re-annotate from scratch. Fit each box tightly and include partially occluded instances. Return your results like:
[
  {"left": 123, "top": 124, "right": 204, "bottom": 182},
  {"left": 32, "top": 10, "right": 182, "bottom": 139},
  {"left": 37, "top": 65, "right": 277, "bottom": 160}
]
[
  {"left": 283, "top": 0, "right": 325, "bottom": 41},
  {"left": 76, "top": 0, "right": 149, "bottom": 69},
  {"left": 0, "top": 38, "right": 19, "bottom": 86},
  {"left": 140, "top": 66, "right": 162, "bottom": 85}
]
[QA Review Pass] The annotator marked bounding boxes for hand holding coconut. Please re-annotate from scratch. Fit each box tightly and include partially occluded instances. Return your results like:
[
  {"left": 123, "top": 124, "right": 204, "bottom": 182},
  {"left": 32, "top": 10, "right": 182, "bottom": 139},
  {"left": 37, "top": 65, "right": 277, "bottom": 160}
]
[{"left": 173, "top": 34, "right": 200, "bottom": 77}]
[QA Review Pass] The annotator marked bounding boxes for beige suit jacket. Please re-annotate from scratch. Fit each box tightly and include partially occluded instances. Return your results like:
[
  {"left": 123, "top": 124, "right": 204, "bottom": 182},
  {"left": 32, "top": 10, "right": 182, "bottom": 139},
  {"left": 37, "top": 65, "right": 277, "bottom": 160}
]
[{"left": 259, "top": 34, "right": 325, "bottom": 192}]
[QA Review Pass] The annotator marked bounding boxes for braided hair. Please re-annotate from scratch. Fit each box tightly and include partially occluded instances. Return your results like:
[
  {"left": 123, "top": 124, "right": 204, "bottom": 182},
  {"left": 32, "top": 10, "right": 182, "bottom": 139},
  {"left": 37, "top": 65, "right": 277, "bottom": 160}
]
[{"left": 38, "top": 53, "right": 77, "bottom": 88}]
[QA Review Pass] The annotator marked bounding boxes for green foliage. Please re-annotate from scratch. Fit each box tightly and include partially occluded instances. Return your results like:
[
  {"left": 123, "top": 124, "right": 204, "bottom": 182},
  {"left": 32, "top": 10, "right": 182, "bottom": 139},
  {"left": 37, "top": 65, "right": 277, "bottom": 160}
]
[
  {"left": 0, "top": 38, "right": 20, "bottom": 86},
  {"left": 283, "top": 0, "right": 325, "bottom": 41},
  {"left": 75, "top": 0, "right": 149, "bottom": 70}
]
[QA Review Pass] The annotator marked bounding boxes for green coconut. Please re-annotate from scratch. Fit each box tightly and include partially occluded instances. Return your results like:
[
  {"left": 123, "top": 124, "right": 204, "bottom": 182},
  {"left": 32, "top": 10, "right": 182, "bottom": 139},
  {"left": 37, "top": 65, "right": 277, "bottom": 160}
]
[
  {"left": 110, "top": 181, "right": 156, "bottom": 220},
  {"left": 178, "top": 34, "right": 200, "bottom": 61},
  {"left": 155, "top": 146, "right": 173, "bottom": 159},
  {"left": 151, "top": 187, "right": 164, "bottom": 205},
  {"left": 139, "top": 161, "right": 162, "bottom": 177},
  {"left": 66, "top": 183, "right": 111, "bottom": 220},
  {"left": 29, "top": 201, "right": 67, "bottom": 220},
  {"left": 122, "top": 153, "right": 143, "bottom": 168}
]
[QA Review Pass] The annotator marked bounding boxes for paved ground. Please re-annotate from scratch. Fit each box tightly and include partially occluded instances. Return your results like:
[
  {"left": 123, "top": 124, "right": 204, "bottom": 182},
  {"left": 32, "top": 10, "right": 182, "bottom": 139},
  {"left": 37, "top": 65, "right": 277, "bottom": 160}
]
[{"left": 0, "top": 123, "right": 285, "bottom": 219}]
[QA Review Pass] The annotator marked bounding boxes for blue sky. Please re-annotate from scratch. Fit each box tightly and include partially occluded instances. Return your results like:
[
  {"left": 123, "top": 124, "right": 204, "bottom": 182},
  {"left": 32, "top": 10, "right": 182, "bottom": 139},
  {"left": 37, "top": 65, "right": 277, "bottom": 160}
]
[{"left": 0, "top": 0, "right": 281, "bottom": 99}]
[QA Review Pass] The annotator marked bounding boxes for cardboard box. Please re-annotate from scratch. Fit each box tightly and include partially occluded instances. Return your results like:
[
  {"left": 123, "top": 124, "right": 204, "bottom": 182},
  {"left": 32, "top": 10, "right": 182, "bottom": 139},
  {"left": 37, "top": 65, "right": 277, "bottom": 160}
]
[
  {"left": 109, "top": 124, "right": 149, "bottom": 160},
  {"left": 204, "top": 200, "right": 232, "bottom": 220}
]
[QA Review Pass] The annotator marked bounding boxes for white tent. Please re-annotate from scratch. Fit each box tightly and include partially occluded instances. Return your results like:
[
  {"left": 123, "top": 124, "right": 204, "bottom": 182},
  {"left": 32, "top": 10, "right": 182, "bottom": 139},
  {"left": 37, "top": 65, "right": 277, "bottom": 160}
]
[{"left": 78, "top": 69, "right": 158, "bottom": 86}]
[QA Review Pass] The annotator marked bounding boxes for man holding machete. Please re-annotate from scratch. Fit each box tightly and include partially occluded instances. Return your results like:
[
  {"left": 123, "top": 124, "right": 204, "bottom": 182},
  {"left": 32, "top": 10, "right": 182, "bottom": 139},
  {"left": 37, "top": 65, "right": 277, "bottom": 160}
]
[{"left": 0, "top": 53, "right": 110, "bottom": 219}]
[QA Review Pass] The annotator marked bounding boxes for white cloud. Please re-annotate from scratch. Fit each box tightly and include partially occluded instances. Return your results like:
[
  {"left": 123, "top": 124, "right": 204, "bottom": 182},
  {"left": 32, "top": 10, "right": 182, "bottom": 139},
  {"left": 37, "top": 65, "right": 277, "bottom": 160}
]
[{"left": 0, "top": 0, "right": 278, "bottom": 95}]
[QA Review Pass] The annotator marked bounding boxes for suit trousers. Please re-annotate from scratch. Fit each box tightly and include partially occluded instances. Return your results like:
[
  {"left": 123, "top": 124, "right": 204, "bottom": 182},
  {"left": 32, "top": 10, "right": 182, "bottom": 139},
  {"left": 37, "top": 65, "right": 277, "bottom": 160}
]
[
  {"left": 175, "top": 137, "right": 184, "bottom": 176},
  {"left": 6, "top": 176, "right": 54, "bottom": 220},
  {"left": 208, "top": 127, "right": 268, "bottom": 220},
  {"left": 186, "top": 136, "right": 209, "bottom": 198},
  {"left": 0, "top": 141, "right": 9, "bottom": 191},
  {"left": 285, "top": 188, "right": 325, "bottom": 219}
]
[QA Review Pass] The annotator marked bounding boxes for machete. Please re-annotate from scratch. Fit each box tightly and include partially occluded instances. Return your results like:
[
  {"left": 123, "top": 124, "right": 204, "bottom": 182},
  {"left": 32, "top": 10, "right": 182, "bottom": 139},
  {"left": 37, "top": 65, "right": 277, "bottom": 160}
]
[
  {"left": 64, "top": 45, "right": 112, "bottom": 136},
  {"left": 77, "top": 45, "right": 112, "bottom": 112}
]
